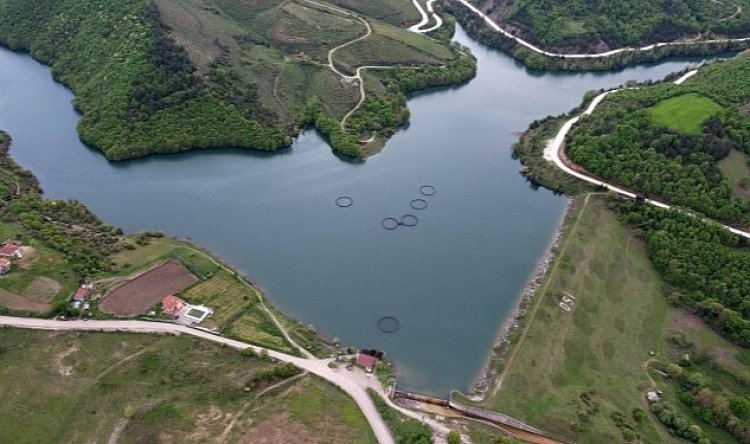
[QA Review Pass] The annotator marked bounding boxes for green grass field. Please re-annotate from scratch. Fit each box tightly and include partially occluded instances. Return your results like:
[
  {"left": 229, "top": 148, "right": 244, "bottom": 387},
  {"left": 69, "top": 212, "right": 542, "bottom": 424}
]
[
  {"left": 0, "top": 329, "right": 374, "bottom": 443},
  {"left": 486, "top": 194, "right": 750, "bottom": 443},
  {"left": 719, "top": 148, "right": 750, "bottom": 200},
  {"left": 649, "top": 93, "right": 723, "bottom": 135},
  {"left": 488, "top": 195, "right": 669, "bottom": 443}
]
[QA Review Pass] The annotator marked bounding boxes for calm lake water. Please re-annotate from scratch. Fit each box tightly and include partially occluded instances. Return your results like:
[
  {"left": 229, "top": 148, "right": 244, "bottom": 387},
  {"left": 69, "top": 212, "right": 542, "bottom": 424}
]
[{"left": 0, "top": 26, "right": 713, "bottom": 395}]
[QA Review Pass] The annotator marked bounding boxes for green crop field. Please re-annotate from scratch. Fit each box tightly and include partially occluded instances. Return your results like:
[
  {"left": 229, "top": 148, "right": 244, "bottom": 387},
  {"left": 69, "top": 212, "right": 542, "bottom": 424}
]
[
  {"left": 0, "top": 329, "right": 374, "bottom": 443},
  {"left": 649, "top": 93, "right": 723, "bottom": 135}
]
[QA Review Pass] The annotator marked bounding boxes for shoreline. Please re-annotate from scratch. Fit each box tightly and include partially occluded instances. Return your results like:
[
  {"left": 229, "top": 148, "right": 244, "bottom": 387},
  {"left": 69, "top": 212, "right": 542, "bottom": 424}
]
[{"left": 467, "top": 195, "right": 576, "bottom": 400}]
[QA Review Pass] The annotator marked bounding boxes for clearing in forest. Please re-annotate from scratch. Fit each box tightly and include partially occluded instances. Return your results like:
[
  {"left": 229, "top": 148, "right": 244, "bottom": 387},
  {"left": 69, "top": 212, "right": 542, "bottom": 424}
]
[{"left": 649, "top": 93, "right": 723, "bottom": 134}]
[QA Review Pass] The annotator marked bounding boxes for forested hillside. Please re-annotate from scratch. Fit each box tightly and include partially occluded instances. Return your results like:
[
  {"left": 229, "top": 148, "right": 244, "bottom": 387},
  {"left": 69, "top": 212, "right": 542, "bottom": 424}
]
[
  {"left": 469, "top": 0, "right": 750, "bottom": 51},
  {"left": 567, "top": 54, "right": 750, "bottom": 227},
  {"left": 0, "top": 0, "right": 474, "bottom": 159}
]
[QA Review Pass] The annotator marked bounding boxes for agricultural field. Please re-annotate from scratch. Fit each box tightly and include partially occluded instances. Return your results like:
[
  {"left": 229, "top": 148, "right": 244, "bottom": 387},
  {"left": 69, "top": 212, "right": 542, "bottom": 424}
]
[
  {"left": 0, "top": 329, "right": 375, "bottom": 443},
  {"left": 719, "top": 148, "right": 750, "bottom": 200},
  {"left": 99, "top": 260, "right": 197, "bottom": 316},
  {"left": 0, "top": 223, "right": 79, "bottom": 314},
  {"left": 649, "top": 94, "right": 723, "bottom": 135}
]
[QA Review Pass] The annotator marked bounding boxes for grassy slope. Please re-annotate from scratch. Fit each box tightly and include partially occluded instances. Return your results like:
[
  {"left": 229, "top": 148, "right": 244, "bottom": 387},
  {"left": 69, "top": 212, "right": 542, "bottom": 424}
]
[
  {"left": 487, "top": 194, "right": 750, "bottom": 443},
  {"left": 0, "top": 329, "right": 375, "bottom": 443},
  {"left": 719, "top": 148, "right": 750, "bottom": 199},
  {"left": 649, "top": 93, "right": 723, "bottom": 135},
  {"left": 489, "top": 195, "right": 668, "bottom": 443}
]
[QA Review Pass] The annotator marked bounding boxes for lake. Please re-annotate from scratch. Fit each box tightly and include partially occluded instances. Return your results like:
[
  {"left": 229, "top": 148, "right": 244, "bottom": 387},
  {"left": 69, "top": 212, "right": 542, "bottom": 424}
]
[{"left": 0, "top": 25, "right": 712, "bottom": 395}]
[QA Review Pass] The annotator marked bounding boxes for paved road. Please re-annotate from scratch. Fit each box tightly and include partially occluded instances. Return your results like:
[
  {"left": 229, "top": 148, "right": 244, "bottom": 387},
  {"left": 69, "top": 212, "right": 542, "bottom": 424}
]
[
  {"left": 453, "top": 0, "right": 750, "bottom": 58},
  {"left": 0, "top": 316, "right": 396, "bottom": 444},
  {"left": 543, "top": 69, "right": 750, "bottom": 240},
  {"left": 409, "top": 0, "right": 443, "bottom": 33}
]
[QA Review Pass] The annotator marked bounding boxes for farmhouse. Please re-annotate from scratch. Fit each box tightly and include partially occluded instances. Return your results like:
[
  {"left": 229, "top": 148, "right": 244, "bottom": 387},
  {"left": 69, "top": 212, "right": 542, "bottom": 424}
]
[
  {"left": 0, "top": 243, "right": 22, "bottom": 259},
  {"left": 162, "top": 294, "right": 213, "bottom": 325},
  {"left": 0, "top": 258, "right": 11, "bottom": 275},
  {"left": 162, "top": 295, "right": 185, "bottom": 316}
]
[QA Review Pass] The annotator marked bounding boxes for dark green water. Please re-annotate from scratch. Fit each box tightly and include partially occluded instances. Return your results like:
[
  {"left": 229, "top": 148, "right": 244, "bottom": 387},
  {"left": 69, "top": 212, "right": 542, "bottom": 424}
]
[{"left": 0, "top": 26, "right": 712, "bottom": 395}]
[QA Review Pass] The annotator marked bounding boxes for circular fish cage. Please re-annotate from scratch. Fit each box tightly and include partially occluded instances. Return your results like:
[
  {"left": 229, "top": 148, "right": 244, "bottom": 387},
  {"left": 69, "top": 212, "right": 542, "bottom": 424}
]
[
  {"left": 377, "top": 316, "right": 401, "bottom": 333},
  {"left": 381, "top": 217, "right": 400, "bottom": 230},
  {"left": 419, "top": 185, "right": 436, "bottom": 196},
  {"left": 335, "top": 196, "right": 354, "bottom": 208},
  {"left": 410, "top": 198, "right": 428, "bottom": 210},
  {"left": 400, "top": 214, "right": 419, "bottom": 227}
]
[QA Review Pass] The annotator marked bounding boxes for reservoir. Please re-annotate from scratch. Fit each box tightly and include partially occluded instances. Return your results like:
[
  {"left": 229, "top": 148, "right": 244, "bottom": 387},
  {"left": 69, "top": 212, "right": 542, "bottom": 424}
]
[{"left": 0, "top": 25, "right": 709, "bottom": 395}]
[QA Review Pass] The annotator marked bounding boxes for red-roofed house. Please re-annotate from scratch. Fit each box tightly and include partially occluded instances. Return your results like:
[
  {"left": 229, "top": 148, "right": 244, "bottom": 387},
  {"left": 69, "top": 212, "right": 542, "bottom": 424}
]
[
  {"left": 356, "top": 353, "right": 377, "bottom": 373},
  {"left": 0, "top": 258, "right": 10, "bottom": 275},
  {"left": 162, "top": 295, "right": 185, "bottom": 316},
  {"left": 0, "top": 244, "right": 21, "bottom": 259},
  {"left": 73, "top": 288, "right": 92, "bottom": 302}
]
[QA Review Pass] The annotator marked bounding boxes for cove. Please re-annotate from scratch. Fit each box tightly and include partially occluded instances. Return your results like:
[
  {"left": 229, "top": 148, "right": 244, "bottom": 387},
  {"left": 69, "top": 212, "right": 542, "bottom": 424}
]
[{"left": 0, "top": 25, "right": 713, "bottom": 395}]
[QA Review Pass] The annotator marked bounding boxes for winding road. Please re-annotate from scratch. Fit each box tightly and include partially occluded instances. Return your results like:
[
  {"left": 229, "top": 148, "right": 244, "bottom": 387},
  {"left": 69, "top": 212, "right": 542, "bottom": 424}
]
[
  {"left": 543, "top": 69, "right": 750, "bottom": 240},
  {"left": 410, "top": 0, "right": 443, "bottom": 33},
  {"left": 450, "top": 0, "right": 750, "bottom": 59}
]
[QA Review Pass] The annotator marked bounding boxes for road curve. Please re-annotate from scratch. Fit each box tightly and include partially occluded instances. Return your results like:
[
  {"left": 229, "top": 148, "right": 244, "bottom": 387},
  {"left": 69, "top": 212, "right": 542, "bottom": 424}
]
[
  {"left": 453, "top": 0, "right": 750, "bottom": 59},
  {"left": 0, "top": 316, "right": 396, "bottom": 444},
  {"left": 544, "top": 69, "right": 750, "bottom": 240},
  {"left": 409, "top": 0, "right": 443, "bottom": 34}
]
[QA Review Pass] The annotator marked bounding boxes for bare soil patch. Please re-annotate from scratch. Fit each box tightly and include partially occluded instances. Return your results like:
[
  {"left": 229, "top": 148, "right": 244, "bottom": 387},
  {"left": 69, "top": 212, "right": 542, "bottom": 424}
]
[
  {"left": 15, "top": 246, "right": 36, "bottom": 270},
  {"left": 100, "top": 260, "right": 197, "bottom": 316},
  {"left": 0, "top": 288, "right": 49, "bottom": 312},
  {"left": 21, "top": 277, "right": 62, "bottom": 303}
]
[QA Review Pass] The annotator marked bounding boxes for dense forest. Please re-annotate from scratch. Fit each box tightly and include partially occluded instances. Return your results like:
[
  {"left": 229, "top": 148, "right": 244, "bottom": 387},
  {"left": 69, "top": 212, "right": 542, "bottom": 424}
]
[
  {"left": 567, "top": 54, "right": 750, "bottom": 227},
  {"left": 0, "top": 0, "right": 473, "bottom": 159}
]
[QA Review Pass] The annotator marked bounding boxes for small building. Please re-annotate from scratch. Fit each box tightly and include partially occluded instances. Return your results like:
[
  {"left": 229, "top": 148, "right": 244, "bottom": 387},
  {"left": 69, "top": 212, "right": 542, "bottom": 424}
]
[
  {"left": 162, "top": 295, "right": 185, "bottom": 316},
  {"left": 646, "top": 391, "right": 661, "bottom": 403},
  {"left": 0, "top": 243, "right": 22, "bottom": 259},
  {"left": 73, "top": 287, "right": 92, "bottom": 302},
  {"left": 356, "top": 353, "right": 377, "bottom": 373},
  {"left": 0, "top": 258, "right": 11, "bottom": 275}
]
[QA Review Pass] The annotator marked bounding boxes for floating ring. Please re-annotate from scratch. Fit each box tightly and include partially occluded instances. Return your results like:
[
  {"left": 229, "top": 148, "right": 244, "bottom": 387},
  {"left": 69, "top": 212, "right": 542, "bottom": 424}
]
[
  {"left": 400, "top": 214, "right": 418, "bottom": 227},
  {"left": 377, "top": 316, "right": 401, "bottom": 333},
  {"left": 381, "top": 217, "right": 399, "bottom": 230},
  {"left": 335, "top": 196, "right": 353, "bottom": 208},
  {"left": 420, "top": 185, "right": 436, "bottom": 196},
  {"left": 410, "top": 198, "right": 428, "bottom": 210}
]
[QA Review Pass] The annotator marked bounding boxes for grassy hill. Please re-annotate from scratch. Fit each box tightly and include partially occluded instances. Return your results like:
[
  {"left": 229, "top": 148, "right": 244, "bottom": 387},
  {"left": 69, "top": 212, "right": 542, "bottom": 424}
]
[
  {"left": 0, "top": 328, "right": 377, "bottom": 443},
  {"left": 487, "top": 195, "right": 750, "bottom": 443},
  {"left": 0, "top": 0, "right": 474, "bottom": 159}
]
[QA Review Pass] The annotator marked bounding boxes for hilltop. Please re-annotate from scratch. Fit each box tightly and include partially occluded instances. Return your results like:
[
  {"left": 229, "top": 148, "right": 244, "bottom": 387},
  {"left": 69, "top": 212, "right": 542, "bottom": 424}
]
[{"left": 0, "top": 0, "right": 475, "bottom": 159}]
